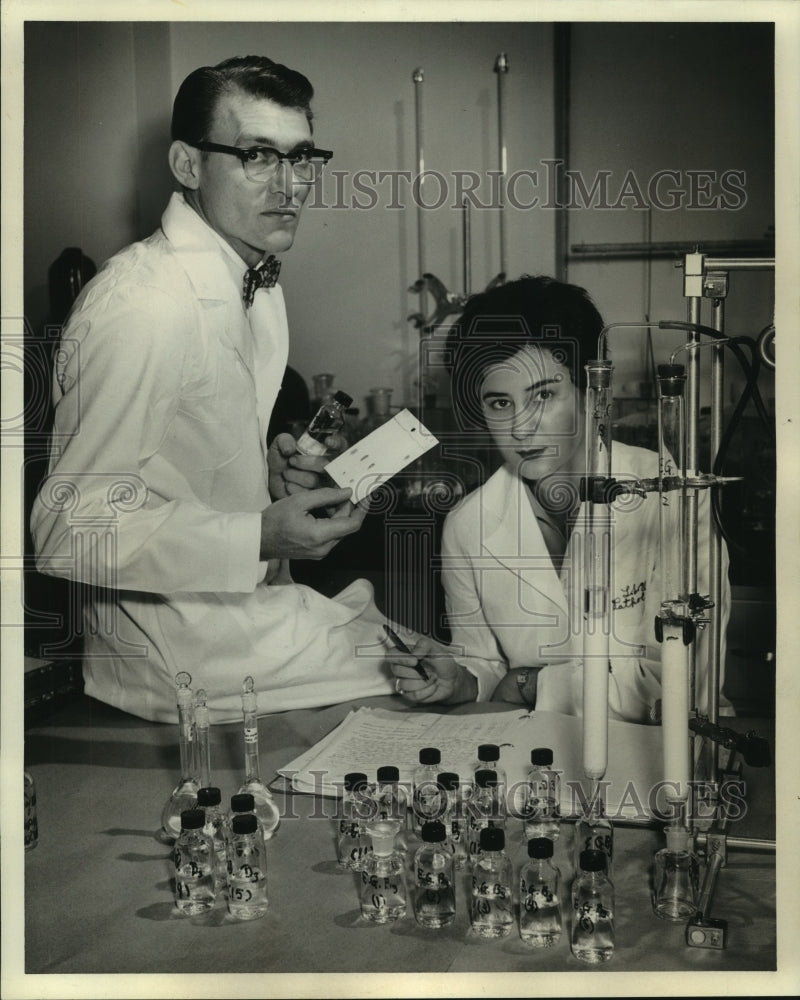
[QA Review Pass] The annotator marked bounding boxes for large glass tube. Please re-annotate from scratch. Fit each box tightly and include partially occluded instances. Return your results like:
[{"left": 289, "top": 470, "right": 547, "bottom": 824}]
[
  {"left": 160, "top": 671, "right": 200, "bottom": 840},
  {"left": 581, "top": 360, "right": 613, "bottom": 782}
]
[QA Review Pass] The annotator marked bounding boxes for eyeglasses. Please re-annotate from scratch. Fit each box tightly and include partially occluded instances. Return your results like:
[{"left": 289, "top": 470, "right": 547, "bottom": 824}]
[{"left": 193, "top": 141, "right": 333, "bottom": 183}]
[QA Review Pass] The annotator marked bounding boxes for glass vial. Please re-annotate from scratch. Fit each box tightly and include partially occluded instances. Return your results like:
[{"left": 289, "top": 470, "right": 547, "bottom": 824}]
[
  {"left": 296, "top": 390, "right": 353, "bottom": 456},
  {"left": 197, "top": 786, "right": 227, "bottom": 892},
  {"left": 227, "top": 813, "right": 269, "bottom": 920},
  {"left": 360, "top": 822, "right": 408, "bottom": 923},
  {"left": 466, "top": 769, "right": 504, "bottom": 864},
  {"left": 573, "top": 795, "right": 613, "bottom": 877},
  {"left": 469, "top": 826, "right": 514, "bottom": 939},
  {"left": 522, "top": 747, "right": 561, "bottom": 841},
  {"left": 652, "top": 827, "right": 699, "bottom": 921},
  {"left": 520, "top": 837, "right": 562, "bottom": 948},
  {"left": 437, "top": 772, "right": 468, "bottom": 870},
  {"left": 24, "top": 770, "right": 38, "bottom": 851},
  {"left": 473, "top": 744, "right": 507, "bottom": 816},
  {"left": 571, "top": 849, "right": 615, "bottom": 964},
  {"left": 368, "top": 765, "right": 408, "bottom": 853},
  {"left": 412, "top": 747, "right": 443, "bottom": 836},
  {"left": 173, "top": 808, "right": 216, "bottom": 915},
  {"left": 337, "top": 772, "right": 372, "bottom": 871},
  {"left": 413, "top": 821, "right": 456, "bottom": 928}
]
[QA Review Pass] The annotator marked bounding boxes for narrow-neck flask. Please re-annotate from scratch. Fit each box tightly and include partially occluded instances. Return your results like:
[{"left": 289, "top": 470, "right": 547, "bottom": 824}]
[
  {"left": 337, "top": 772, "right": 372, "bottom": 871},
  {"left": 161, "top": 672, "right": 200, "bottom": 840},
  {"left": 237, "top": 676, "right": 280, "bottom": 839},
  {"left": 571, "top": 849, "right": 615, "bottom": 964},
  {"left": 520, "top": 837, "right": 562, "bottom": 947},
  {"left": 296, "top": 390, "right": 353, "bottom": 456},
  {"left": 573, "top": 793, "right": 613, "bottom": 877},
  {"left": 227, "top": 813, "right": 269, "bottom": 920},
  {"left": 652, "top": 826, "right": 699, "bottom": 920},
  {"left": 469, "top": 826, "right": 514, "bottom": 938},
  {"left": 173, "top": 808, "right": 216, "bottom": 915},
  {"left": 523, "top": 747, "right": 561, "bottom": 841},
  {"left": 437, "top": 771, "right": 468, "bottom": 870},
  {"left": 413, "top": 821, "right": 456, "bottom": 928},
  {"left": 360, "top": 821, "right": 408, "bottom": 923},
  {"left": 412, "top": 747, "right": 443, "bottom": 836},
  {"left": 197, "top": 786, "right": 227, "bottom": 891},
  {"left": 466, "top": 769, "right": 504, "bottom": 863}
]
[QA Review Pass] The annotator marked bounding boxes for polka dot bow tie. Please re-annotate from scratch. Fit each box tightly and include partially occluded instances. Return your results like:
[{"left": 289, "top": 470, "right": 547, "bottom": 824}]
[{"left": 242, "top": 255, "right": 281, "bottom": 308}]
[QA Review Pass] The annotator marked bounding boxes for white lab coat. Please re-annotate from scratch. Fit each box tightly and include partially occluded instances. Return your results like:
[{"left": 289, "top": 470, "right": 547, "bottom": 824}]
[
  {"left": 441, "top": 443, "right": 731, "bottom": 722},
  {"left": 31, "top": 192, "right": 395, "bottom": 723}
]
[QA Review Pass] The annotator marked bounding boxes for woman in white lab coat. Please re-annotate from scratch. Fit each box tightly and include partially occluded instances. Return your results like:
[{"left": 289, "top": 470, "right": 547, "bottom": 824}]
[{"left": 387, "top": 276, "right": 730, "bottom": 723}]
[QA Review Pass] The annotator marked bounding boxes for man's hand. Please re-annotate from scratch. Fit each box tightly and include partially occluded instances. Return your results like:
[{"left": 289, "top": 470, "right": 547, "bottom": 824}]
[
  {"left": 267, "top": 431, "right": 348, "bottom": 501},
  {"left": 260, "top": 487, "right": 365, "bottom": 561},
  {"left": 386, "top": 635, "right": 478, "bottom": 705}
]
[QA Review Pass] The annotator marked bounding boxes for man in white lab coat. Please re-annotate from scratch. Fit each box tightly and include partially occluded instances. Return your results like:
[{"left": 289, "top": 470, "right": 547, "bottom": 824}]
[
  {"left": 31, "top": 56, "right": 396, "bottom": 722},
  {"left": 387, "top": 276, "right": 731, "bottom": 723}
]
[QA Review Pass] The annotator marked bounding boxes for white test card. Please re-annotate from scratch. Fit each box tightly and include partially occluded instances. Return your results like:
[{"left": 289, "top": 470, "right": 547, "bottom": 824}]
[{"left": 325, "top": 409, "right": 438, "bottom": 504}]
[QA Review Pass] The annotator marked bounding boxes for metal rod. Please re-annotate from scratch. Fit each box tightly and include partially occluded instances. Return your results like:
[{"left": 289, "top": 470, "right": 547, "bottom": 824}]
[
  {"left": 462, "top": 199, "right": 472, "bottom": 296},
  {"left": 494, "top": 53, "right": 509, "bottom": 278},
  {"left": 685, "top": 295, "right": 701, "bottom": 713},
  {"left": 695, "top": 833, "right": 776, "bottom": 854},
  {"left": 568, "top": 240, "right": 774, "bottom": 259},
  {"left": 703, "top": 257, "right": 775, "bottom": 271},
  {"left": 412, "top": 67, "right": 427, "bottom": 320},
  {"left": 707, "top": 297, "right": 726, "bottom": 778}
]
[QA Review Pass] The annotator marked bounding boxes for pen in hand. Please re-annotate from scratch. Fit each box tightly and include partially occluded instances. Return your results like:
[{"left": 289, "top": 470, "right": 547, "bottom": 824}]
[{"left": 382, "top": 624, "right": 430, "bottom": 682}]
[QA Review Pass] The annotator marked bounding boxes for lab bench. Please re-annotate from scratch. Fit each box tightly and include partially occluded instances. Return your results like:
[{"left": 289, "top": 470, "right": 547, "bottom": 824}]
[{"left": 19, "top": 692, "right": 777, "bottom": 988}]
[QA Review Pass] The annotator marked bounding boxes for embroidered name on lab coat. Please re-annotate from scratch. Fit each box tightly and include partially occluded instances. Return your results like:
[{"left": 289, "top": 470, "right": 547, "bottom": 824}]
[{"left": 613, "top": 580, "right": 646, "bottom": 610}]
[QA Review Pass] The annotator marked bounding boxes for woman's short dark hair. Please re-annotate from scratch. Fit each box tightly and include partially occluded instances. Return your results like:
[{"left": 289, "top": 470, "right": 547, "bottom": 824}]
[
  {"left": 446, "top": 275, "right": 605, "bottom": 431},
  {"left": 171, "top": 55, "right": 314, "bottom": 145}
]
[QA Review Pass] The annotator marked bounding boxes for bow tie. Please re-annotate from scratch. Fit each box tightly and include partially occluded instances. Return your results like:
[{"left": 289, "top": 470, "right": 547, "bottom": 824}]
[{"left": 243, "top": 255, "right": 281, "bottom": 308}]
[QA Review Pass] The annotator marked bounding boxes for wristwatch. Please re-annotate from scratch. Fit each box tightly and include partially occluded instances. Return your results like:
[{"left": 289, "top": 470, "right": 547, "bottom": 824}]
[{"left": 516, "top": 668, "right": 538, "bottom": 709}]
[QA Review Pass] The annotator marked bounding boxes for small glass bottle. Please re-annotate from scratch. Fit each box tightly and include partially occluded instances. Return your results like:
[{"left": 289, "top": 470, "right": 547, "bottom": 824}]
[
  {"left": 474, "top": 744, "right": 507, "bottom": 816},
  {"left": 571, "top": 849, "right": 615, "bottom": 964},
  {"left": 161, "top": 672, "right": 200, "bottom": 840},
  {"left": 337, "top": 772, "right": 372, "bottom": 871},
  {"left": 296, "top": 390, "right": 353, "bottom": 456},
  {"left": 437, "top": 772, "right": 468, "bottom": 870},
  {"left": 368, "top": 765, "right": 408, "bottom": 853},
  {"left": 227, "top": 813, "right": 269, "bottom": 920},
  {"left": 361, "top": 387, "right": 394, "bottom": 434},
  {"left": 24, "top": 770, "right": 38, "bottom": 851},
  {"left": 466, "top": 769, "right": 504, "bottom": 864},
  {"left": 573, "top": 794, "right": 613, "bottom": 877},
  {"left": 237, "top": 676, "right": 280, "bottom": 839},
  {"left": 412, "top": 747, "right": 443, "bottom": 837},
  {"left": 197, "top": 786, "right": 227, "bottom": 892},
  {"left": 469, "top": 826, "right": 514, "bottom": 939},
  {"left": 520, "top": 837, "right": 562, "bottom": 948},
  {"left": 652, "top": 826, "right": 699, "bottom": 921},
  {"left": 413, "top": 821, "right": 456, "bottom": 929},
  {"left": 173, "top": 808, "right": 216, "bottom": 915},
  {"left": 522, "top": 747, "right": 561, "bottom": 841},
  {"left": 360, "top": 821, "right": 408, "bottom": 923}
]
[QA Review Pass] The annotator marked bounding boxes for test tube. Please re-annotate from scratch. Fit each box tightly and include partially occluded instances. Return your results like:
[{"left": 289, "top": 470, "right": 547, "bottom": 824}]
[{"left": 581, "top": 360, "right": 613, "bottom": 782}]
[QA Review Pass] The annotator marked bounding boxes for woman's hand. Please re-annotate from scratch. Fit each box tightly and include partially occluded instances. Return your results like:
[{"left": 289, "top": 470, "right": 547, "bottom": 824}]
[{"left": 386, "top": 635, "right": 478, "bottom": 705}]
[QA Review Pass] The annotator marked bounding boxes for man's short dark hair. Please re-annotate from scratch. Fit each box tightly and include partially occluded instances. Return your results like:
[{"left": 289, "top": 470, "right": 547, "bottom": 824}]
[
  {"left": 171, "top": 55, "right": 315, "bottom": 145},
  {"left": 445, "top": 275, "right": 605, "bottom": 432}
]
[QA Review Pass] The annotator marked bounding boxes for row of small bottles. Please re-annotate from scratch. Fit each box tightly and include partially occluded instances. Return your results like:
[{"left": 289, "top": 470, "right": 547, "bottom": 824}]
[{"left": 173, "top": 791, "right": 269, "bottom": 920}]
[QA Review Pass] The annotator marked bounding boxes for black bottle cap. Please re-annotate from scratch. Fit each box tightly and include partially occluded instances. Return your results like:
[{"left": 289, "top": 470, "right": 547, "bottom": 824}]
[
  {"left": 657, "top": 364, "right": 686, "bottom": 396},
  {"left": 475, "top": 769, "right": 498, "bottom": 788},
  {"left": 334, "top": 390, "right": 353, "bottom": 407},
  {"left": 377, "top": 765, "right": 399, "bottom": 783},
  {"left": 230, "top": 793, "right": 255, "bottom": 813},
  {"left": 480, "top": 826, "right": 505, "bottom": 852},
  {"left": 437, "top": 771, "right": 460, "bottom": 791},
  {"left": 421, "top": 820, "right": 446, "bottom": 843},
  {"left": 180, "top": 808, "right": 204, "bottom": 830},
  {"left": 530, "top": 747, "right": 554, "bottom": 766},
  {"left": 579, "top": 849, "right": 607, "bottom": 873},
  {"left": 197, "top": 786, "right": 222, "bottom": 807},
  {"left": 477, "top": 743, "right": 500, "bottom": 762},
  {"left": 232, "top": 813, "right": 259, "bottom": 835},
  {"left": 528, "top": 837, "right": 554, "bottom": 859},
  {"left": 343, "top": 771, "right": 368, "bottom": 791},
  {"left": 419, "top": 747, "right": 441, "bottom": 766}
]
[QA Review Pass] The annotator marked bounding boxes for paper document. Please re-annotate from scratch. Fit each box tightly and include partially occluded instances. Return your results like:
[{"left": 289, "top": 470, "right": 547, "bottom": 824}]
[
  {"left": 325, "top": 409, "right": 438, "bottom": 504},
  {"left": 278, "top": 707, "right": 665, "bottom": 823}
]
